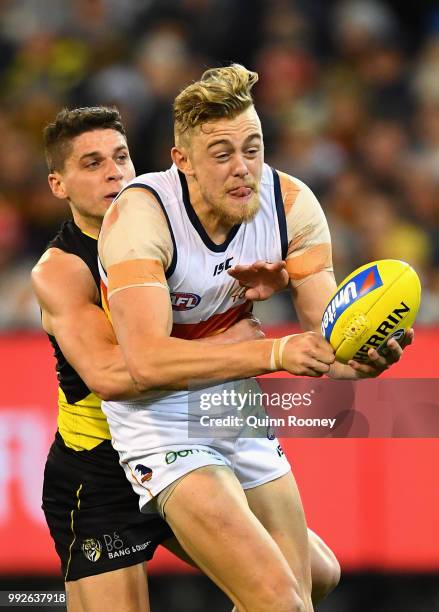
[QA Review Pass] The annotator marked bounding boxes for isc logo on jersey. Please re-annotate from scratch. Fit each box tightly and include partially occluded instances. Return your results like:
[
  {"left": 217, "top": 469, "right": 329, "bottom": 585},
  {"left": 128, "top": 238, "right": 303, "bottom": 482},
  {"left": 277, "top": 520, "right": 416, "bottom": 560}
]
[
  {"left": 171, "top": 292, "right": 201, "bottom": 311},
  {"left": 321, "top": 265, "right": 383, "bottom": 340}
]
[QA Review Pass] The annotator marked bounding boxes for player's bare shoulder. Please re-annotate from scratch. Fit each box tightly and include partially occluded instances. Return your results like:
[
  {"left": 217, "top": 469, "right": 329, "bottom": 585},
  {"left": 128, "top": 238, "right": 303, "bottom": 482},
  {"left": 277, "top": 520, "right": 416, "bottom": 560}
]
[
  {"left": 31, "top": 247, "right": 99, "bottom": 319},
  {"left": 99, "top": 187, "right": 173, "bottom": 273}
]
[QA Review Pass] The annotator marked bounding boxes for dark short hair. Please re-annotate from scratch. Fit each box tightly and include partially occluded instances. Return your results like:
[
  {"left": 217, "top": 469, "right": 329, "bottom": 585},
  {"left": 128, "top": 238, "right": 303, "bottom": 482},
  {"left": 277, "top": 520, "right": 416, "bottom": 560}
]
[{"left": 43, "top": 106, "right": 127, "bottom": 172}]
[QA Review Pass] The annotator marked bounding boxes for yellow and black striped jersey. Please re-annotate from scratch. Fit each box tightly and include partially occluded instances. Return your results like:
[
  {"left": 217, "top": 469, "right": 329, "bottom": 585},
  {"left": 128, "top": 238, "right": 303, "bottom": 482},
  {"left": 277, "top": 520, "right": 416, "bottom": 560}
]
[{"left": 46, "top": 220, "right": 111, "bottom": 450}]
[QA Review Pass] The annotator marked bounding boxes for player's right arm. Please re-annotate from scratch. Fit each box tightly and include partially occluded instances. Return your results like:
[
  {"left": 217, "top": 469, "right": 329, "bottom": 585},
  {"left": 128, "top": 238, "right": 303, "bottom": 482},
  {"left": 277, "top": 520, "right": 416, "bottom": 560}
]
[
  {"left": 31, "top": 248, "right": 139, "bottom": 401},
  {"left": 99, "top": 189, "right": 334, "bottom": 391},
  {"left": 31, "top": 249, "right": 267, "bottom": 400}
]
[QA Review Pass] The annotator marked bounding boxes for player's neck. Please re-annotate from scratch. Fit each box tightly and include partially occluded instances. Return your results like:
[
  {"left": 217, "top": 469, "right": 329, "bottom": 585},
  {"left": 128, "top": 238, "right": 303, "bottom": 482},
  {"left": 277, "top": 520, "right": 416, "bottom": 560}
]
[
  {"left": 71, "top": 210, "right": 102, "bottom": 239},
  {"left": 196, "top": 206, "right": 233, "bottom": 244}
]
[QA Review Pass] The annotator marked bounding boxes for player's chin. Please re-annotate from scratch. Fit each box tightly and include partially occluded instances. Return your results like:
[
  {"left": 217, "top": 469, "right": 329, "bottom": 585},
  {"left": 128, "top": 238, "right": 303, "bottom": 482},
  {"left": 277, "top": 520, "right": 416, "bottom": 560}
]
[{"left": 227, "top": 194, "right": 260, "bottom": 223}]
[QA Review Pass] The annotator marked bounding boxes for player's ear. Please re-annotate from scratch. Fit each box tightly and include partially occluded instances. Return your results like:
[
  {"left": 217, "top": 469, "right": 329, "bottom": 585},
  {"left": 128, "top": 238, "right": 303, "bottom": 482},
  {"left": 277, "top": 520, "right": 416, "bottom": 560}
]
[
  {"left": 171, "top": 146, "right": 194, "bottom": 177},
  {"left": 48, "top": 172, "right": 68, "bottom": 199}
]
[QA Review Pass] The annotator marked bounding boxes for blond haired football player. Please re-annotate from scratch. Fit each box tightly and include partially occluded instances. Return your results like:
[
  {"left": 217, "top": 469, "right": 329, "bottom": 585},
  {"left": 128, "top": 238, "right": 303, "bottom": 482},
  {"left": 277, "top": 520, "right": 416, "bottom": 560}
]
[{"left": 98, "top": 66, "right": 411, "bottom": 611}]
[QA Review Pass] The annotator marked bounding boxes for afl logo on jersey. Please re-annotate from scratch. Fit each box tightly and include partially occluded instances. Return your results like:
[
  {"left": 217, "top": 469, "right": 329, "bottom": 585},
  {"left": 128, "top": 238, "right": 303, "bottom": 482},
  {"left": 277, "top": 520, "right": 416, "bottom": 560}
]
[{"left": 171, "top": 292, "right": 201, "bottom": 311}]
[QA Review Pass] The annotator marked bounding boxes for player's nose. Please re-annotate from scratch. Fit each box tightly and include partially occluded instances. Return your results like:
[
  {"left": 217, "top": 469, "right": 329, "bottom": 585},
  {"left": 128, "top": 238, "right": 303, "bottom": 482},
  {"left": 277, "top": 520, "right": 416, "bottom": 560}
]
[
  {"left": 105, "top": 158, "right": 124, "bottom": 181},
  {"left": 232, "top": 155, "right": 249, "bottom": 177}
]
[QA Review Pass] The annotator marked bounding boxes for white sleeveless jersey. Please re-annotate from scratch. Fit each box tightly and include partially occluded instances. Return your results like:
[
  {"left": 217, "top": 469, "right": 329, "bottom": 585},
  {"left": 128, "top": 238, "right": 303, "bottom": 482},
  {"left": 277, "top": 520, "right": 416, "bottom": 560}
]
[
  {"left": 99, "top": 162, "right": 332, "bottom": 422},
  {"left": 123, "top": 163, "right": 288, "bottom": 340},
  {"left": 99, "top": 163, "right": 287, "bottom": 417}
]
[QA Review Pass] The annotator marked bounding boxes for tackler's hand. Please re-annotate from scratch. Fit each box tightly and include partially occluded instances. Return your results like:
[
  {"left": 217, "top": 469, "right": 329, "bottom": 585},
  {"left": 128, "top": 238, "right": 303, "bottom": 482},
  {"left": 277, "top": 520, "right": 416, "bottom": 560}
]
[{"left": 220, "top": 315, "right": 265, "bottom": 343}]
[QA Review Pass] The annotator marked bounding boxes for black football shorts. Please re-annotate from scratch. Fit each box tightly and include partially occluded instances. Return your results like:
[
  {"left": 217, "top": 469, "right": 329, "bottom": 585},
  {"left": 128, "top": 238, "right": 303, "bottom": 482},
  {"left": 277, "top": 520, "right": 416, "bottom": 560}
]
[{"left": 42, "top": 432, "right": 174, "bottom": 581}]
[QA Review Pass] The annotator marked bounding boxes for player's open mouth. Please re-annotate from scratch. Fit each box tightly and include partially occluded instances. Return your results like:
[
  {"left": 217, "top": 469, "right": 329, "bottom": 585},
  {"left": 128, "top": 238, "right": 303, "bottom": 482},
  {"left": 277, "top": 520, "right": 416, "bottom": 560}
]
[
  {"left": 228, "top": 187, "right": 253, "bottom": 202},
  {"left": 104, "top": 192, "right": 119, "bottom": 201}
]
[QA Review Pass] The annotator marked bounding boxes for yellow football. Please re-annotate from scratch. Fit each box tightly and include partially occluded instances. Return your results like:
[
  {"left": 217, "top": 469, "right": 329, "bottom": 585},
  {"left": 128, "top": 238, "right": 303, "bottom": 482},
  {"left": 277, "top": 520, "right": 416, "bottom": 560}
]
[{"left": 321, "top": 259, "right": 421, "bottom": 364}]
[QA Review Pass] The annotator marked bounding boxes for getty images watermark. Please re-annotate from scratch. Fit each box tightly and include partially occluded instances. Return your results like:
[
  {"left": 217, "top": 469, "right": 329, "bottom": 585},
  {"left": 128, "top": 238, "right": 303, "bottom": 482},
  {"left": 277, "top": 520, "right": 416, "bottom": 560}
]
[
  {"left": 187, "top": 378, "right": 439, "bottom": 439},
  {"left": 197, "top": 388, "right": 336, "bottom": 431}
]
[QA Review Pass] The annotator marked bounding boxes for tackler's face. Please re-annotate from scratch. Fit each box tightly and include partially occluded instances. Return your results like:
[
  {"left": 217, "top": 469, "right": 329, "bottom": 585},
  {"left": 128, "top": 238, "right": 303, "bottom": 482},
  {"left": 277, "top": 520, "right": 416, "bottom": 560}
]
[
  {"left": 52, "top": 129, "right": 135, "bottom": 222},
  {"left": 185, "top": 106, "right": 264, "bottom": 226}
]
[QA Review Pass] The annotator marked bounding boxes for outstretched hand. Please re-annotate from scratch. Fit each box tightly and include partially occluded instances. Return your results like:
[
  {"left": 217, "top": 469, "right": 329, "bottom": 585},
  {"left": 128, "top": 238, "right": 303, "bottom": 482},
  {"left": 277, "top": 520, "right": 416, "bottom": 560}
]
[{"left": 227, "top": 260, "right": 289, "bottom": 301}]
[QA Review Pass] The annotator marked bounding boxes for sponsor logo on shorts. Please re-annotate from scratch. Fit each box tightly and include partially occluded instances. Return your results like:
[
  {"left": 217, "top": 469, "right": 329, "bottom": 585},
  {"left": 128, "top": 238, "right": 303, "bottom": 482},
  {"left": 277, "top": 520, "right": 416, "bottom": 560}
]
[
  {"left": 165, "top": 448, "right": 217, "bottom": 464},
  {"left": 103, "top": 532, "right": 125, "bottom": 554},
  {"left": 102, "top": 531, "right": 152, "bottom": 559},
  {"left": 276, "top": 444, "right": 284, "bottom": 457},
  {"left": 81, "top": 538, "right": 102, "bottom": 562},
  {"left": 135, "top": 464, "right": 153, "bottom": 483}
]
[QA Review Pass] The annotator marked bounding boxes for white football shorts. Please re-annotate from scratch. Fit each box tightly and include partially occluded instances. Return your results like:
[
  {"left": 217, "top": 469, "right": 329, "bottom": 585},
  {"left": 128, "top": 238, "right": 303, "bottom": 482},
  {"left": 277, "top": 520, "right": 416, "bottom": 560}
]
[{"left": 102, "top": 388, "right": 291, "bottom": 512}]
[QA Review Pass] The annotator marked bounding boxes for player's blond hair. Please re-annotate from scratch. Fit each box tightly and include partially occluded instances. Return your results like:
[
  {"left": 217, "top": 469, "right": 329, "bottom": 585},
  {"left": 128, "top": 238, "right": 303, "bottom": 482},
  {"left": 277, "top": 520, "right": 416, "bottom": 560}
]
[{"left": 173, "top": 64, "right": 259, "bottom": 145}]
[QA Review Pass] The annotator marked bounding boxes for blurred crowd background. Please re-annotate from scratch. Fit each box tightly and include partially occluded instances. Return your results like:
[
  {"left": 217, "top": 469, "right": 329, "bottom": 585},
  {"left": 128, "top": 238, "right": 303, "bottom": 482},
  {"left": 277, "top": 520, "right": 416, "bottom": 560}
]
[
  {"left": 1, "top": 3, "right": 439, "bottom": 611},
  {"left": 0, "top": 0, "right": 438, "bottom": 329}
]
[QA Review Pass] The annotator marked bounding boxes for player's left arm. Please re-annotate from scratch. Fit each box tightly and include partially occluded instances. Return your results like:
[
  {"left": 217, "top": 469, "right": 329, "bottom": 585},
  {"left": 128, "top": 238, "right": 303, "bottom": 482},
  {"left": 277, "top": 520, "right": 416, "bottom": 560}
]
[{"left": 285, "top": 175, "right": 413, "bottom": 379}]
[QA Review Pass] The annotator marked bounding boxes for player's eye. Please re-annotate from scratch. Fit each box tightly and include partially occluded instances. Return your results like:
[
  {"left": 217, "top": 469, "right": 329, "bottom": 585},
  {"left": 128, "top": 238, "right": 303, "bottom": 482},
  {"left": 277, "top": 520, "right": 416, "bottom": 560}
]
[
  {"left": 215, "top": 153, "right": 230, "bottom": 161},
  {"left": 86, "top": 160, "right": 100, "bottom": 168},
  {"left": 117, "top": 153, "right": 128, "bottom": 162}
]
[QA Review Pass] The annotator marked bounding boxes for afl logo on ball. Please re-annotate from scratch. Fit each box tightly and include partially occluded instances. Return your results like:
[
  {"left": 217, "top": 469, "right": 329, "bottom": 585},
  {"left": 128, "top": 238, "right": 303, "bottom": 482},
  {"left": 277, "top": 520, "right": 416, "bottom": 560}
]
[
  {"left": 171, "top": 292, "right": 201, "bottom": 311},
  {"left": 377, "top": 328, "right": 406, "bottom": 356},
  {"left": 81, "top": 538, "right": 102, "bottom": 562}
]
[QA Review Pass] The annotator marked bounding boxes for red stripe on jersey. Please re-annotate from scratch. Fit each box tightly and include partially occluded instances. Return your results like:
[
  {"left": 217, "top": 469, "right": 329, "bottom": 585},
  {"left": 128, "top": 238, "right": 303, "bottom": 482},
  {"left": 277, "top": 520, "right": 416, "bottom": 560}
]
[{"left": 172, "top": 301, "right": 251, "bottom": 340}]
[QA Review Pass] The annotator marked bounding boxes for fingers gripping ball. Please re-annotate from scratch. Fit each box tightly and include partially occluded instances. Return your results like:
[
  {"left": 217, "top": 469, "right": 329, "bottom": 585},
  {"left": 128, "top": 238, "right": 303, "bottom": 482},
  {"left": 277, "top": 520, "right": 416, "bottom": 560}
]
[{"left": 321, "top": 260, "right": 421, "bottom": 364}]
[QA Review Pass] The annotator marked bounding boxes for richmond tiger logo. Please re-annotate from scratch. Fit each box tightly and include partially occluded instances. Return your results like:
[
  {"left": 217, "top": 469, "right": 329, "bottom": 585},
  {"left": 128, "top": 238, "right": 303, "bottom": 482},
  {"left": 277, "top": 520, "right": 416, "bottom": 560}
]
[{"left": 81, "top": 538, "right": 102, "bottom": 562}]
